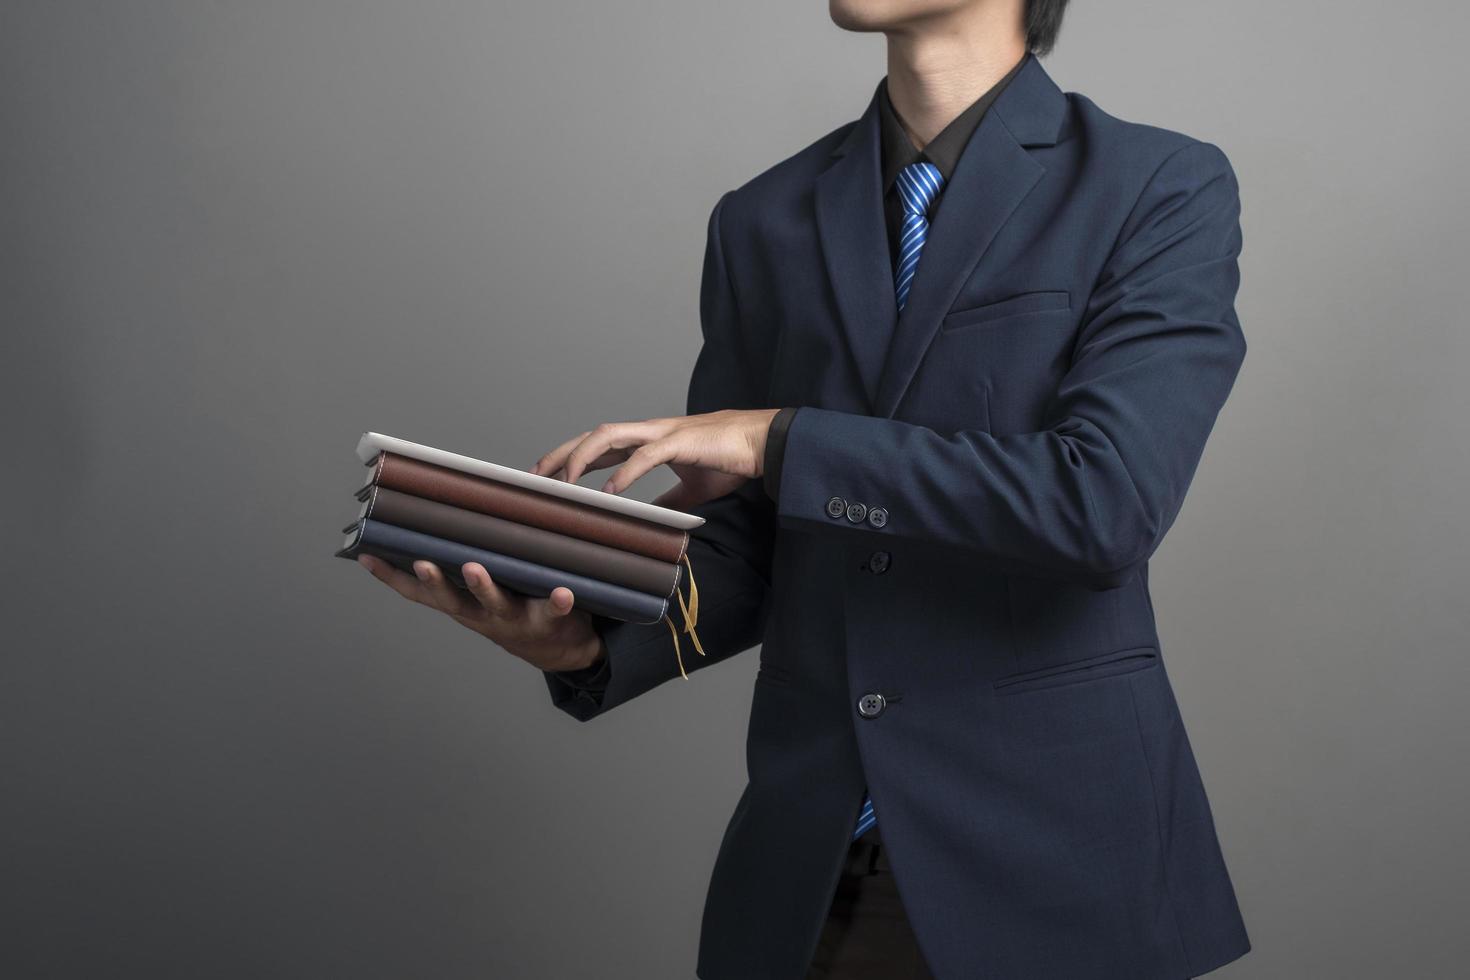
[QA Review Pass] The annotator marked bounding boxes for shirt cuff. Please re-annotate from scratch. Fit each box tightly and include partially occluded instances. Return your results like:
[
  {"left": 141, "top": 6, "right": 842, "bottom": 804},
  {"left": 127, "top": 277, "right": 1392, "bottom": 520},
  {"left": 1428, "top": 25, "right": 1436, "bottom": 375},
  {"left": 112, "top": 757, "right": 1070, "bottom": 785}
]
[{"left": 763, "top": 407, "right": 798, "bottom": 502}]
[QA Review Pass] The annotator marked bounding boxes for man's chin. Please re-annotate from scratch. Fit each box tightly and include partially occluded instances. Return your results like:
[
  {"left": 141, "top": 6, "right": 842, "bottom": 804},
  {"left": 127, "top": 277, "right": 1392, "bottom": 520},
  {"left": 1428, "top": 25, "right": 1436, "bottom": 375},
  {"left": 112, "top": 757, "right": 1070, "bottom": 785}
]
[
  {"left": 828, "top": 0, "right": 900, "bottom": 33},
  {"left": 828, "top": 0, "right": 959, "bottom": 33}
]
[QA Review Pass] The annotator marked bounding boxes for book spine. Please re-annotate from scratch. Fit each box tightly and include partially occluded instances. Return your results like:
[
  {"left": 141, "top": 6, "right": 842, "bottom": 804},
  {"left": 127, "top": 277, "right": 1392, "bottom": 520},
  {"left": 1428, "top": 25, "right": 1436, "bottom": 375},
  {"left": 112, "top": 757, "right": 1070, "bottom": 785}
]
[
  {"left": 337, "top": 519, "right": 670, "bottom": 625},
  {"left": 373, "top": 453, "right": 690, "bottom": 563},
  {"left": 366, "top": 487, "right": 681, "bottom": 598}
]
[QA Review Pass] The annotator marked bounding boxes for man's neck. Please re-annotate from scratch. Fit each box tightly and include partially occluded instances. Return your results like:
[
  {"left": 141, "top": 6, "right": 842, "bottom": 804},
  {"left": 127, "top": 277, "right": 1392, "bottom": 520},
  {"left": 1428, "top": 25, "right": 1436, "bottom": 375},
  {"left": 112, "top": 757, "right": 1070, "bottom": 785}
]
[{"left": 884, "top": 8, "right": 1028, "bottom": 150}]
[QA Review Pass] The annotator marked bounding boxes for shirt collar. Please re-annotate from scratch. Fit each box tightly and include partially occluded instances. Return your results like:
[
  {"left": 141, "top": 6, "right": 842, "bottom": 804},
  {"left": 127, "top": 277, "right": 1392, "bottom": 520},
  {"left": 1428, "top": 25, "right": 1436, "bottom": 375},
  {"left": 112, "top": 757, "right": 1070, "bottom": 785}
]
[{"left": 878, "top": 53, "right": 1029, "bottom": 193}]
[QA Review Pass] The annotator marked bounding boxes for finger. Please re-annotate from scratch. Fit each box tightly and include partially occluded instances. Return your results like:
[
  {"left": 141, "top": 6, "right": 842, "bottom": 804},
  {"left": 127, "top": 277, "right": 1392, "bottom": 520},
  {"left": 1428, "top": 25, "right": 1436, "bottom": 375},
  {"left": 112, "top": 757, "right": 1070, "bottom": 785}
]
[
  {"left": 541, "top": 448, "right": 634, "bottom": 481},
  {"left": 530, "top": 430, "right": 591, "bottom": 478},
  {"left": 602, "top": 439, "right": 676, "bottom": 494},
  {"left": 413, "top": 560, "right": 476, "bottom": 618},
  {"left": 359, "top": 553, "right": 435, "bottom": 604},
  {"left": 564, "top": 421, "right": 667, "bottom": 484},
  {"left": 544, "top": 586, "right": 576, "bottom": 617},
  {"left": 581, "top": 448, "right": 635, "bottom": 474},
  {"left": 462, "top": 562, "right": 523, "bottom": 618},
  {"left": 524, "top": 586, "right": 578, "bottom": 635},
  {"left": 561, "top": 424, "right": 631, "bottom": 485}
]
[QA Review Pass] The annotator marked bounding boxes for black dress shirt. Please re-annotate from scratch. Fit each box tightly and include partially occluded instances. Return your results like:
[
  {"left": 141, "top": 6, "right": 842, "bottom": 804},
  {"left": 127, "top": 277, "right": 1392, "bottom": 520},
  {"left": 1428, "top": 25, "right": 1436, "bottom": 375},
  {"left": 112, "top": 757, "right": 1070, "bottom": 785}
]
[
  {"left": 762, "top": 55, "right": 1028, "bottom": 504},
  {"left": 553, "top": 58, "right": 1026, "bottom": 693}
]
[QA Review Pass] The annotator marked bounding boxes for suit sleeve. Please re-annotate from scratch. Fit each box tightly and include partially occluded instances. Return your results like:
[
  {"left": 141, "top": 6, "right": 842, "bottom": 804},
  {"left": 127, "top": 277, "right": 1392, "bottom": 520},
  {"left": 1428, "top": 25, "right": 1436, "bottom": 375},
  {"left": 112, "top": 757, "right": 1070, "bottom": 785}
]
[
  {"left": 775, "top": 141, "right": 1246, "bottom": 590},
  {"left": 544, "top": 193, "right": 775, "bottom": 720}
]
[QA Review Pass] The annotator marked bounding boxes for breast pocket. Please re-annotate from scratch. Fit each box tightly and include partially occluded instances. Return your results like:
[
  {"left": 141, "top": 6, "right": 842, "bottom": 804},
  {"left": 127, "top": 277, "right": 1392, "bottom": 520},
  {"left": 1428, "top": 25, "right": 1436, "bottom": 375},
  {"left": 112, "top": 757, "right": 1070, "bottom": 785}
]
[{"left": 942, "top": 290, "right": 1071, "bottom": 332}]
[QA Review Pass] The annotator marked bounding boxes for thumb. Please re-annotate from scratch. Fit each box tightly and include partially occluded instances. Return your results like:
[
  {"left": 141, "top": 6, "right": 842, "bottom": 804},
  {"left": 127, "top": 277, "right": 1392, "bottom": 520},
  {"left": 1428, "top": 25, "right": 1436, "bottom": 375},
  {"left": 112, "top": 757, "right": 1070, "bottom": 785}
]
[
  {"left": 653, "top": 480, "right": 705, "bottom": 510},
  {"left": 546, "top": 586, "right": 576, "bottom": 617}
]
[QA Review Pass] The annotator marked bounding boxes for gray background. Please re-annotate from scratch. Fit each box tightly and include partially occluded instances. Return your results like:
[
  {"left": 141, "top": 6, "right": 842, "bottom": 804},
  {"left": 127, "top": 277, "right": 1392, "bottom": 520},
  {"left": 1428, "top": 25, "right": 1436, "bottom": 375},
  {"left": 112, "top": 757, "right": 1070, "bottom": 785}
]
[{"left": 3, "top": 2, "right": 1467, "bottom": 977}]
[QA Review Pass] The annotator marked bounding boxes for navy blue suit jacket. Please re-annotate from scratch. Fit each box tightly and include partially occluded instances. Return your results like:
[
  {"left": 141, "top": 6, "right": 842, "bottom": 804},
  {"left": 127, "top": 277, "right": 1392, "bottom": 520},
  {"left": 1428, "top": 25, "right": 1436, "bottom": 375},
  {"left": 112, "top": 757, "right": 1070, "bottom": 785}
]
[{"left": 547, "top": 53, "right": 1251, "bottom": 980}]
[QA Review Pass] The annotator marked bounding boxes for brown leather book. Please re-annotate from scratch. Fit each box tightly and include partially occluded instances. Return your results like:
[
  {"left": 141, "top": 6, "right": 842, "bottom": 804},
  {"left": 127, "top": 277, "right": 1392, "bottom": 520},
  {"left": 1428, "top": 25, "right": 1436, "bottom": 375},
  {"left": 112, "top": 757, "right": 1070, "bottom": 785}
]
[
  {"left": 362, "top": 486, "right": 681, "bottom": 597},
  {"left": 366, "top": 452, "right": 691, "bottom": 564}
]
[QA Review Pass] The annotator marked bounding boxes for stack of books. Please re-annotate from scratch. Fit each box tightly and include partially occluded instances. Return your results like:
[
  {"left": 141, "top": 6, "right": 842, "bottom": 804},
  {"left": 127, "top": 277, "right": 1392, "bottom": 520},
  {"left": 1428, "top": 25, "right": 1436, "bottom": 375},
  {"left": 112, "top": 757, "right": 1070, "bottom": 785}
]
[{"left": 336, "top": 432, "right": 707, "bottom": 675}]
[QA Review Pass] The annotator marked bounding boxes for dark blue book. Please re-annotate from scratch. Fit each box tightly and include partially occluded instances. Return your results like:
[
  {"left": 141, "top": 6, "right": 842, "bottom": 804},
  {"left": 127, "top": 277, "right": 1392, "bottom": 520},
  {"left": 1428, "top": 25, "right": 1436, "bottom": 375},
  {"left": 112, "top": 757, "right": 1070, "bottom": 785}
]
[{"left": 337, "top": 518, "right": 669, "bottom": 625}]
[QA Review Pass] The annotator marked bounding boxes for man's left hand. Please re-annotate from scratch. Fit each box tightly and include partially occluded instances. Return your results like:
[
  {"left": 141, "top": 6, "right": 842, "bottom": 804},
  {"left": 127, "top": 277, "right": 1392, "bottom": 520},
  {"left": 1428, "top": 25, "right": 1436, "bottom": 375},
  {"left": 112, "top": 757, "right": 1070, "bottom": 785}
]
[{"left": 530, "top": 408, "right": 780, "bottom": 510}]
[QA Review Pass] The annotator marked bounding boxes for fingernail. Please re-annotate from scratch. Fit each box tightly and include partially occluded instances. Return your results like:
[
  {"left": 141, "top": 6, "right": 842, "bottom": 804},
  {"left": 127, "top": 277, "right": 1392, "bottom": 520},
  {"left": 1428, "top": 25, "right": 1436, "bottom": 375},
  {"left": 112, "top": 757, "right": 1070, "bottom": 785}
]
[
  {"left": 414, "top": 562, "right": 430, "bottom": 581},
  {"left": 601, "top": 480, "right": 614, "bottom": 493}
]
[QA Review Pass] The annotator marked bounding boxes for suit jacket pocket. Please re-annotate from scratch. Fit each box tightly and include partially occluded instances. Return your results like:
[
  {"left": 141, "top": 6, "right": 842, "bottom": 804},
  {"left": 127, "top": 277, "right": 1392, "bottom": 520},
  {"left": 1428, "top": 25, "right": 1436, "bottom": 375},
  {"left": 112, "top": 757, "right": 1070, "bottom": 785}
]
[
  {"left": 993, "top": 645, "right": 1158, "bottom": 695},
  {"left": 942, "top": 290, "right": 1071, "bottom": 332}
]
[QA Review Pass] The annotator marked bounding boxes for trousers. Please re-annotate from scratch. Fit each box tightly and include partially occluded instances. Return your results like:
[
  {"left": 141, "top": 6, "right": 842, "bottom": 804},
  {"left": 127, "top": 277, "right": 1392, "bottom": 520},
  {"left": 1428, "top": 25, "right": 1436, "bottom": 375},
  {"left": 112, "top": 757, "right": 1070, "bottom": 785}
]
[{"left": 804, "top": 825, "right": 937, "bottom": 979}]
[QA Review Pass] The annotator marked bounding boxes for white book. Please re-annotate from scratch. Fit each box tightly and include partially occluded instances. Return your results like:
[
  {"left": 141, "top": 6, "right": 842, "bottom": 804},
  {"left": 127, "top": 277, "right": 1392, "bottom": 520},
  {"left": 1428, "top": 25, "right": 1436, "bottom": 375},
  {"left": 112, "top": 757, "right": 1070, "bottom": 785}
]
[{"left": 354, "top": 432, "right": 706, "bottom": 531}]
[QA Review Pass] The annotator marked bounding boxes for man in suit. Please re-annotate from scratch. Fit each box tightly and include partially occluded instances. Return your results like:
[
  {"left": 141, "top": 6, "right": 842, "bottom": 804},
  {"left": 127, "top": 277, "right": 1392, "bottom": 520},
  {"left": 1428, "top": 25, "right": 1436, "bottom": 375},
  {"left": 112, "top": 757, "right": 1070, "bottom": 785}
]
[{"left": 358, "top": 0, "right": 1253, "bottom": 976}]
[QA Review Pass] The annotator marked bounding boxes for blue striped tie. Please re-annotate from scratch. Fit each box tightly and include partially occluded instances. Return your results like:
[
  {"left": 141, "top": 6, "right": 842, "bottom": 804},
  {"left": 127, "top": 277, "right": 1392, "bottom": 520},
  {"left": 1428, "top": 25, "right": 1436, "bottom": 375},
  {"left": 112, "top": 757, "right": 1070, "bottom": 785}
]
[
  {"left": 893, "top": 161, "right": 945, "bottom": 313},
  {"left": 852, "top": 160, "right": 945, "bottom": 842}
]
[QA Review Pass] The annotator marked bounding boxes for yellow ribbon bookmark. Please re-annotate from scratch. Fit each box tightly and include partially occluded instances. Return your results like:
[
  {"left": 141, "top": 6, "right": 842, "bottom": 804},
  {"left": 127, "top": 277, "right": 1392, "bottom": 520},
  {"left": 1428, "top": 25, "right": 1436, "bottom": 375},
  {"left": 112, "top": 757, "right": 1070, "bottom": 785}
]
[{"left": 660, "top": 553, "right": 704, "bottom": 680}]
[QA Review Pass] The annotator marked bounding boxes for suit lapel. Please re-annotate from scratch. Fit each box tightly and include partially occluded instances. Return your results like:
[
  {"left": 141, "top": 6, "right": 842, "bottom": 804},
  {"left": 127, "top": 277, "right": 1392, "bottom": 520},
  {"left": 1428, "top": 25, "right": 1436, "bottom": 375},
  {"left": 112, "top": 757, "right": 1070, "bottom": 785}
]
[
  {"left": 870, "top": 54, "right": 1067, "bottom": 419},
  {"left": 814, "top": 88, "right": 892, "bottom": 414}
]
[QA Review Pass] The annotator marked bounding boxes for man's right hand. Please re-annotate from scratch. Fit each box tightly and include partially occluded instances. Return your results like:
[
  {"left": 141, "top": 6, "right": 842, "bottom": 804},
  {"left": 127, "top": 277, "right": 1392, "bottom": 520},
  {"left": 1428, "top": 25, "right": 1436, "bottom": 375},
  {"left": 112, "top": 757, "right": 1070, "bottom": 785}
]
[{"left": 356, "top": 554, "right": 608, "bottom": 673}]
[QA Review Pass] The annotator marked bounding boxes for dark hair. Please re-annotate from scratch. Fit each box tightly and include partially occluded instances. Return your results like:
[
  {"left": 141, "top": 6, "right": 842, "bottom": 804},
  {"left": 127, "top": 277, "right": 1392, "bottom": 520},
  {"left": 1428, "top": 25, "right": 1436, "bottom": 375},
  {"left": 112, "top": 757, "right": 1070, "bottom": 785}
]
[{"left": 1025, "top": 0, "right": 1071, "bottom": 56}]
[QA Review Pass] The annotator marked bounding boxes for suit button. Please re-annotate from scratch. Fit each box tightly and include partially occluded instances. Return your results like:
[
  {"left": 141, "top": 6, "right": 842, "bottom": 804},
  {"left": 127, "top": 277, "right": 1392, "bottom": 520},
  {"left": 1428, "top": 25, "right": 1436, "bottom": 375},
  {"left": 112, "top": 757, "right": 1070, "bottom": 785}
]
[
  {"left": 846, "top": 500, "right": 867, "bottom": 523},
  {"left": 867, "top": 550, "right": 891, "bottom": 574},
  {"left": 867, "top": 506, "right": 888, "bottom": 529},
  {"left": 857, "top": 692, "right": 886, "bottom": 718},
  {"left": 826, "top": 496, "right": 847, "bottom": 519}
]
